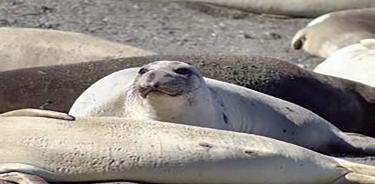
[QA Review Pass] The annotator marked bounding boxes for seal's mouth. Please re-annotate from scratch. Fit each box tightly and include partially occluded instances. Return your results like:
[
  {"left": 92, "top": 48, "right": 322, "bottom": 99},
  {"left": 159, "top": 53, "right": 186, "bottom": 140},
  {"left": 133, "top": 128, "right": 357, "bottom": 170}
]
[{"left": 138, "top": 86, "right": 182, "bottom": 98}]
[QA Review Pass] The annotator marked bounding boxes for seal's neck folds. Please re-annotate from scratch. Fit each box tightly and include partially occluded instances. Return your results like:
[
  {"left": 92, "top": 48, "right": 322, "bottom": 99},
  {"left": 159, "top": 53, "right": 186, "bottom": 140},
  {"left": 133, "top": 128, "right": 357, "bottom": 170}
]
[{"left": 126, "top": 85, "right": 220, "bottom": 129}]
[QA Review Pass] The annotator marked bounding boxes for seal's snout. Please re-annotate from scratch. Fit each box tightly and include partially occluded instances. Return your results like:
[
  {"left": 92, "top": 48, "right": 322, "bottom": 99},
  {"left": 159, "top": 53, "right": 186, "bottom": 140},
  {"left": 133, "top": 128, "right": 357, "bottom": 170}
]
[
  {"left": 138, "top": 85, "right": 153, "bottom": 98},
  {"left": 138, "top": 81, "right": 160, "bottom": 98},
  {"left": 138, "top": 72, "right": 189, "bottom": 98},
  {"left": 136, "top": 68, "right": 176, "bottom": 98}
]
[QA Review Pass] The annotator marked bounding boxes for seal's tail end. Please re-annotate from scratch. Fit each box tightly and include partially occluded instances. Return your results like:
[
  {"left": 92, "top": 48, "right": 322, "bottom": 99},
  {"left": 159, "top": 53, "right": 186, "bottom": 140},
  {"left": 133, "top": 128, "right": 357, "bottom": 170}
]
[
  {"left": 334, "top": 159, "right": 375, "bottom": 184},
  {"left": 291, "top": 29, "right": 306, "bottom": 50}
]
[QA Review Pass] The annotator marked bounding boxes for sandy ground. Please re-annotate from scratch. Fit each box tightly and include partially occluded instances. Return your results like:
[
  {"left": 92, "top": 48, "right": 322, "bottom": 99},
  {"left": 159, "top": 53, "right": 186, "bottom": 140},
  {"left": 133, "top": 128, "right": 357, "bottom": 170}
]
[
  {"left": 1, "top": 0, "right": 323, "bottom": 68},
  {"left": 1, "top": 0, "right": 375, "bottom": 182}
]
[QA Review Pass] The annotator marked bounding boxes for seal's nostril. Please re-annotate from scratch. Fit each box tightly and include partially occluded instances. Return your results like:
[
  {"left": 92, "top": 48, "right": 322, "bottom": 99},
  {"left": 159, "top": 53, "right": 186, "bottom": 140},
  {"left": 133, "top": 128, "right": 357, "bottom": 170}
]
[{"left": 154, "top": 83, "right": 159, "bottom": 88}]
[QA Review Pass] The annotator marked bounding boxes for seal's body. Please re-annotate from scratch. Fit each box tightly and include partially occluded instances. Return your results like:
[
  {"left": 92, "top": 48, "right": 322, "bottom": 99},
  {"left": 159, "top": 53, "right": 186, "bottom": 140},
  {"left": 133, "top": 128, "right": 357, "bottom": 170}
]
[
  {"left": 0, "top": 27, "right": 155, "bottom": 71},
  {"left": 314, "top": 39, "right": 375, "bottom": 87},
  {"left": 292, "top": 8, "right": 375, "bottom": 58},
  {"left": 0, "top": 111, "right": 375, "bottom": 183},
  {"left": 1, "top": 55, "right": 374, "bottom": 136},
  {"left": 70, "top": 61, "right": 375, "bottom": 155},
  {"left": 175, "top": 0, "right": 375, "bottom": 17}
]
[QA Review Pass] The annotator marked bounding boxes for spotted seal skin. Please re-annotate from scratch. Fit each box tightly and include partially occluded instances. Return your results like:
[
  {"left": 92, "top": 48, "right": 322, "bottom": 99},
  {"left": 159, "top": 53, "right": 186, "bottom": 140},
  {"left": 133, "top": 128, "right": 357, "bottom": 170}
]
[
  {"left": 0, "top": 55, "right": 374, "bottom": 136},
  {"left": 292, "top": 8, "right": 375, "bottom": 58},
  {"left": 0, "top": 110, "right": 375, "bottom": 183},
  {"left": 69, "top": 60, "right": 375, "bottom": 155},
  {"left": 0, "top": 27, "right": 155, "bottom": 71}
]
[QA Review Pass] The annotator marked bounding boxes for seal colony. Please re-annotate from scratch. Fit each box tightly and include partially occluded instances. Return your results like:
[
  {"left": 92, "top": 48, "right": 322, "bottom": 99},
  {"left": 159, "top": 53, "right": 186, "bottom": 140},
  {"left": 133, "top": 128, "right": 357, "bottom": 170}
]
[
  {"left": 173, "top": 0, "right": 375, "bottom": 17},
  {"left": 0, "top": 27, "right": 155, "bottom": 71},
  {"left": 314, "top": 39, "right": 375, "bottom": 87},
  {"left": 1, "top": 55, "right": 374, "bottom": 136},
  {"left": 1, "top": 1, "right": 375, "bottom": 183},
  {"left": 291, "top": 8, "right": 375, "bottom": 58},
  {"left": 70, "top": 61, "right": 375, "bottom": 155},
  {"left": 0, "top": 109, "right": 375, "bottom": 183}
]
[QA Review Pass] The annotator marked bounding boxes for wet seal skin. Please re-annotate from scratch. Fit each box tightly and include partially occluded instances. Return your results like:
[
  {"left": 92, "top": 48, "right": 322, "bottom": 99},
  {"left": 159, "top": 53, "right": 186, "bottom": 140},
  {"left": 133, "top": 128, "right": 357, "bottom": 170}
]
[{"left": 0, "top": 55, "right": 374, "bottom": 136}]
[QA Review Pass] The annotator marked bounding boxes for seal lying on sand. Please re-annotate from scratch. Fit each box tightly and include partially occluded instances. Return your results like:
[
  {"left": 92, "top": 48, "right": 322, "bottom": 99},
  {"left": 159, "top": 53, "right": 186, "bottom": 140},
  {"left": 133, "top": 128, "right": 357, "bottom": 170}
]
[
  {"left": 292, "top": 8, "right": 375, "bottom": 58},
  {"left": 1, "top": 55, "right": 374, "bottom": 136},
  {"left": 314, "top": 39, "right": 375, "bottom": 87},
  {"left": 0, "top": 27, "right": 155, "bottom": 71},
  {"left": 174, "top": 0, "right": 375, "bottom": 17},
  {"left": 70, "top": 61, "right": 375, "bottom": 155},
  {"left": 0, "top": 109, "right": 375, "bottom": 183}
]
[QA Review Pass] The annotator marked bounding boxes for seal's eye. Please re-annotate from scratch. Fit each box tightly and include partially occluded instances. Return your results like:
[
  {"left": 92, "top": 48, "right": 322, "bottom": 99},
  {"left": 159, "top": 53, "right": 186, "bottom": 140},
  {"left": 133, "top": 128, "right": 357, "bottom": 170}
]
[
  {"left": 174, "top": 67, "right": 192, "bottom": 75},
  {"left": 138, "top": 68, "right": 149, "bottom": 75}
]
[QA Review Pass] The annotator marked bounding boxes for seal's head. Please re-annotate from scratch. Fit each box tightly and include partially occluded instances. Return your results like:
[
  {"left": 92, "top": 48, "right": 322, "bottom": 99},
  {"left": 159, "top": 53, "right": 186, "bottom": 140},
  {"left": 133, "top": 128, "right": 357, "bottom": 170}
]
[
  {"left": 126, "top": 60, "right": 217, "bottom": 127},
  {"left": 133, "top": 60, "right": 204, "bottom": 98}
]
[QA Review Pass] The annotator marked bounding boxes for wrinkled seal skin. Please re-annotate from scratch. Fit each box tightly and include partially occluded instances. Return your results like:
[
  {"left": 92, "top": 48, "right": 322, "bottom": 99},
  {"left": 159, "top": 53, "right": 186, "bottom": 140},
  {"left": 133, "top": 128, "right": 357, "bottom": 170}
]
[
  {"left": 292, "top": 8, "right": 375, "bottom": 58},
  {"left": 0, "top": 113, "right": 375, "bottom": 183},
  {"left": 0, "top": 55, "right": 374, "bottom": 136},
  {"left": 174, "top": 0, "right": 375, "bottom": 17}
]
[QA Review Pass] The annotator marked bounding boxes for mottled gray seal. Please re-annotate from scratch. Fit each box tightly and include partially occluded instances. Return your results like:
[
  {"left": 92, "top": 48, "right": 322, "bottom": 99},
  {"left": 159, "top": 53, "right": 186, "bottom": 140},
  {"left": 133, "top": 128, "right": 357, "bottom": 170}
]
[
  {"left": 292, "top": 8, "right": 375, "bottom": 58},
  {"left": 0, "top": 109, "right": 375, "bottom": 183},
  {"left": 0, "top": 55, "right": 374, "bottom": 136},
  {"left": 314, "top": 39, "right": 375, "bottom": 87},
  {"left": 174, "top": 0, "right": 375, "bottom": 17},
  {"left": 0, "top": 27, "right": 155, "bottom": 71},
  {"left": 69, "top": 61, "right": 375, "bottom": 155}
]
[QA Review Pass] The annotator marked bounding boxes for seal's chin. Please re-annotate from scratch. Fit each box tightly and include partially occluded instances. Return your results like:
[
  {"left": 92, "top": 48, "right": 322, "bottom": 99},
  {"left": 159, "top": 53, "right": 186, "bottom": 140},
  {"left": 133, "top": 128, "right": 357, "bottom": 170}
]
[{"left": 138, "top": 87, "right": 183, "bottom": 98}]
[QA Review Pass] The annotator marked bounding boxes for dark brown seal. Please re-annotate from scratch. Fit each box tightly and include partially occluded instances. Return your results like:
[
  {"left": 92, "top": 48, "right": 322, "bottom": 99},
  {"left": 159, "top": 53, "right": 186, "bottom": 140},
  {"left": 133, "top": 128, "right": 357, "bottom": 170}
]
[{"left": 0, "top": 55, "right": 374, "bottom": 136}]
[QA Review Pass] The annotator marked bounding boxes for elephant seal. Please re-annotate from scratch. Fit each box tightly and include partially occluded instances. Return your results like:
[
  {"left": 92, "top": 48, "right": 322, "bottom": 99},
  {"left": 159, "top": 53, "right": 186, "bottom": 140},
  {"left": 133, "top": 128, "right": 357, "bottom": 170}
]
[
  {"left": 174, "top": 0, "right": 375, "bottom": 17},
  {"left": 292, "top": 8, "right": 375, "bottom": 58},
  {"left": 0, "top": 109, "right": 375, "bottom": 183},
  {"left": 70, "top": 61, "right": 375, "bottom": 155},
  {"left": 0, "top": 27, "right": 155, "bottom": 71},
  {"left": 1, "top": 55, "right": 374, "bottom": 136},
  {"left": 314, "top": 39, "right": 375, "bottom": 87}
]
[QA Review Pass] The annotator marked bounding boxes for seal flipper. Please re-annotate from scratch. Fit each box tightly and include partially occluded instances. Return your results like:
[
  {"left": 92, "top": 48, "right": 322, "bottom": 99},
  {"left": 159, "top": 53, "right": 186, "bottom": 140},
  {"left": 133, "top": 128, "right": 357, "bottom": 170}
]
[
  {"left": 333, "top": 173, "right": 375, "bottom": 184},
  {"left": 341, "top": 132, "right": 375, "bottom": 155},
  {"left": 0, "top": 109, "right": 75, "bottom": 121},
  {"left": 333, "top": 158, "right": 375, "bottom": 184},
  {"left": 0, "top": 172, "right": 48, "bottom": 184}
]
